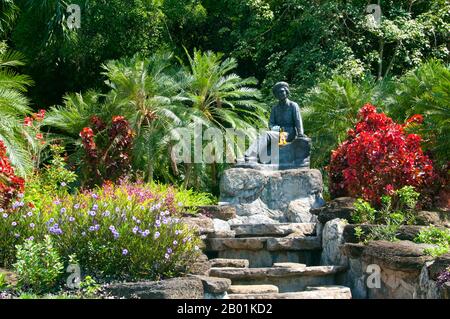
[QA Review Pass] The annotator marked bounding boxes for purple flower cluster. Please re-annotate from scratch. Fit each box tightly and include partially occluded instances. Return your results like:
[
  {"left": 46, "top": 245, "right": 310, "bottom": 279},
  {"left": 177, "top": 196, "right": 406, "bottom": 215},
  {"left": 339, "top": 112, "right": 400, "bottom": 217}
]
[
  {"left": 437, "top": 267, "right": 450, "bottom": 287},
  {"left": 89, "top": 224, "right": 100, "bottom": 232},
  {"left": 109, "top": 225, "right": 120, "bottom": 239},
  {"left": 49, "top": 223, "right": 63, "bottom": 235}
]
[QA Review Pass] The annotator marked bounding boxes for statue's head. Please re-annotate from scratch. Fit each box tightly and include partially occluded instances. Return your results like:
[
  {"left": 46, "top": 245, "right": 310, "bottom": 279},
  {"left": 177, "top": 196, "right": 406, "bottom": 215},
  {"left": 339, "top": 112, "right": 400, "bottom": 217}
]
[{"left": 272, "top": 82, "right": 290, "bottom": 100}]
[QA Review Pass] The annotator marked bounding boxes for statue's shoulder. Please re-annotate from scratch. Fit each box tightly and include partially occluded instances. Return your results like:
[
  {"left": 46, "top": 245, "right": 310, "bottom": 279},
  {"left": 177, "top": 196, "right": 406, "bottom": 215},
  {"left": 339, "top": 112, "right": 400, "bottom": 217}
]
[{"left": 288, "top": 100, "right": 300, "bottom": 109}]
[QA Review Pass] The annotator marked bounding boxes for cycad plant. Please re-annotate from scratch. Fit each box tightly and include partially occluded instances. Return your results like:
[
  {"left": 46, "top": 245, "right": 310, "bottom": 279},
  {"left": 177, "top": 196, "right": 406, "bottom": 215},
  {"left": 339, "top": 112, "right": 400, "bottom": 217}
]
[
  {"left": 178, "top": 49, "right": 266, "bottom": 190},
  {"left": 101, "top": 52, "right": 185, "bottom": 182},
  {"left": 0, "top": 0, "right": 19, "bottom": 37},
  {"left": 302, "top": 75, "right": 389, "bottom": 169},
  {"left": 0, "top": 43, "right": 33, "bottom": 176},
  {"left": 387, "top": 59, "right": 450, "bottom": 167}
]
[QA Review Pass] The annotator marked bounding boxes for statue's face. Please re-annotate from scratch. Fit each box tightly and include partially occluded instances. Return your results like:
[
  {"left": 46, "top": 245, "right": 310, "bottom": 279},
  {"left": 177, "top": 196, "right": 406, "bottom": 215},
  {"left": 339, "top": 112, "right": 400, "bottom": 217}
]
[{"left": 275, "top": 87, "right": 288, "bottom": 100}]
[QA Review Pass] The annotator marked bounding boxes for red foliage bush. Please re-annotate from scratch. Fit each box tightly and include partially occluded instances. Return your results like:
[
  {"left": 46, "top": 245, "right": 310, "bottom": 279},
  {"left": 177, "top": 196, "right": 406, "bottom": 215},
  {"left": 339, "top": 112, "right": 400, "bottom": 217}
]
[
  {"left": 329, "top": 104, "right": 439, "bottom": 207},
  {"left": 79, "top": 116, "right": 134, "bottom": 187},
  {"left": 0, "top": 140, "right": 25, "bottom": 208}
]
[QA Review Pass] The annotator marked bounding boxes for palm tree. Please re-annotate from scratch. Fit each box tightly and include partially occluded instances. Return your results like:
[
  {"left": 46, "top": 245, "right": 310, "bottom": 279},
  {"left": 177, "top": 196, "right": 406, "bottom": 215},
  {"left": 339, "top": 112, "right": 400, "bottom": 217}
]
[{"left": 0, "top": 44, "right": 33, "bottom": 176}]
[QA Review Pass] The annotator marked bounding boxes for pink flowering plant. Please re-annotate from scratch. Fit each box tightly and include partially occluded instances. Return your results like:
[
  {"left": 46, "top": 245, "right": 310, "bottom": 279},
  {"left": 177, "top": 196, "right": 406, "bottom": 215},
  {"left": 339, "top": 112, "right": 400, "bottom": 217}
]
[{"left": 0, "top": 181, "right": 202, "bottom": 281}]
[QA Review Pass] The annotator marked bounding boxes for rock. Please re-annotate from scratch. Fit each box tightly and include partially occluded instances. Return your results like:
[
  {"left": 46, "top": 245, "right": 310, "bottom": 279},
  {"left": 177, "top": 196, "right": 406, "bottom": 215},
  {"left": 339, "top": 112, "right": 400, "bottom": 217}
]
[
  {"left": 104, "top": 277, "right": 204, "bottom": 299},
  {"left": 0, "top": 268, "right": 17, "bottom": 286},
  {"left": 443, "top": 282, "right": 450, "bottom": 299},
  {"left": 228, "top": 285, "right": 279, "bottom": 294},
  {"left": 207, "top": 237, "right": 268, "bottom": 251},
  {"left": 207, "top": 230, "right": 236, "bottom": 238},
  {"left": 287, "top": 199, "right": 321, "bottom": 223},
  {"left": 342, "top": 240, "right": 435, "bottom": 271},
  {"left": 416, "top": 211, "right": 443, "bottom": 226},
  {"left": 181, "top": 216, "right": 214, "bottom": 235},
  {"left": 227, "top": 214, "right": 278, "bottom": 225},
  {"left": 428, "top": 253, "right": 450, "bottom": 280},
  {"left": 311, "top": 197, "right": 356, "bottom": 224},
  {"left": 209, "top": 265, "right": 346, "bottom": 280},
  {"left": 231, "top": 223, "right": 316, "bottom": 237},
  {"left": 189, "top": 275, "right": 231, "bottom": 294},
  {"left": 343, "top": 224, "right": 425, "bottom": 243},
  {"left": 219, "top": 168, "right": 325, "bottom": 224},
  {"left": 396, "top": 225, "right": 425, "bottom": 241},
  {"left": 321, "top": 218, "right": 348, "bottom": 266},
  {"left": 418, "top": 262, "right": 441, "bottom": 299},
  {"left": 210, "top": 258, "right": 250, "bottom": 268},
  {"left": 273, "top": 262, "right": 306, "bottom": 269},
  {"left": 266, "top": 236, "right": 321, "bottom": 251},
  {"left": 213, "top": 218, "right": 231, "bottom": 232},
  {"left": 197, "top": 205, "right": 237, "bottom": 221},
  {"left": 188, "top": 253, "right": 211, "bottom": 276},
  {"left": 227, "top": 287, "right": 351, "bottom": 299}
]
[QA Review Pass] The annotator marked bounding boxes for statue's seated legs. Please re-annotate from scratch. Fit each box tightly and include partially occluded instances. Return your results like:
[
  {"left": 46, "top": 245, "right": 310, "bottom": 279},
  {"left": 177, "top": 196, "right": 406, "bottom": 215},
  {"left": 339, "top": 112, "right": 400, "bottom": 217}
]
[{"left": 242, "top": 131, "right": 280, "bottom": 163}]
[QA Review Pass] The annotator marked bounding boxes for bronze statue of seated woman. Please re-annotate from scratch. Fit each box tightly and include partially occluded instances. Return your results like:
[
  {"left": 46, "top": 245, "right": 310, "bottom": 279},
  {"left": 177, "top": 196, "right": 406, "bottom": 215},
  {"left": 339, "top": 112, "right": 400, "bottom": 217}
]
[{"left": 236, "top": 81, "right": 311, "bottom": 170}]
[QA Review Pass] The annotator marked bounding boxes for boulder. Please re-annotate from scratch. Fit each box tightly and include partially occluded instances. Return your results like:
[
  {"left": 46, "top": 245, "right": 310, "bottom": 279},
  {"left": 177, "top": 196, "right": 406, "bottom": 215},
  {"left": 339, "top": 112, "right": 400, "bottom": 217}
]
[
  {"left": 311, "top": 197, "right": 356, "bottom": 224},
  {"left": 219, "top": 168, "right": 325, "bottom": 224},
  {"left": 188, "top": 253, "right": 211, "bottom": 276},
  {"left": 189, "top": 275, "right": 231, "bottom": 294},
  {"left": 213, "top": 218, "right": 231, "bottom": 232},
  {"left": 104, "top": 277, "right": 204, "bottom": 299},
  {"left": 342, "top": 240, "right": 435, "bottom": 271},
  {"left": 196, "top": 205, "right": 237, "bottom": 221},
  {"left": 321, "top": 218, "right": 348, "bottom": 266},
  {"left": 181, "top": 216, "right": 214, "bottom": 235},
  {"left": 415, "top": 210, "right": 448, "bottom": 227}
]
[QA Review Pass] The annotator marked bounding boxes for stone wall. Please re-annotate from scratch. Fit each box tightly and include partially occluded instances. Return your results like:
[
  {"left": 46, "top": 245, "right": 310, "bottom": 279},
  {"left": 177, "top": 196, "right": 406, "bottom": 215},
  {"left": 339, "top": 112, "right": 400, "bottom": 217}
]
[{"left": 316, "top": 197, "right": 450, "bottom": 299}]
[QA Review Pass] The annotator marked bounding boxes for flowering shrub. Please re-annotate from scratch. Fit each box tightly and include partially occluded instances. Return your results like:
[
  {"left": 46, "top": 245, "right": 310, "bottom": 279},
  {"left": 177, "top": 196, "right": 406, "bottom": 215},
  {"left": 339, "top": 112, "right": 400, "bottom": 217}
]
[
  {"left": 80, "top": 116, "right": 134, "bottom": 187},
  {"left": 0, "top": 182, "right": 202, "bottom": 281},
  {"left": 24, "top": 144, "right": 78, "bottom": 211},
  {"left": 329, "top": 104, "right": 438, "bottom": 207},
  {"left": 22, "top": 109, "right": 48, "bottom": 170},
  {"left": 0, "top": 140, "right": 25, "bottom": 209}
]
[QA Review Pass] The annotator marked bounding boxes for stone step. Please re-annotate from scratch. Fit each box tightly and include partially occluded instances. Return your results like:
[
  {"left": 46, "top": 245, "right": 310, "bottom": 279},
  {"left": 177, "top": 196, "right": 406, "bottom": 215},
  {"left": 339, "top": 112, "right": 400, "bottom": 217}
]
[
  {"left": 228, "top": 285, "right": 279, "bottom": 294},
  {"left": 227, "top": 286, "right": 352, "bottom": 299},
  {"left": 210, "top": 265, "right": 346, "bottom": 293},
  {"left": 273, "top": 262, "right": 306, "bottom": 269},
  {"left": 231, "top": 223, "right": 316, "bottom": 238},
  {"left": 213, "top": 249, "right": 321, "bottom": 268},
  {"left": 209, "top": 258, "right": 249, "bottom": 268},
  {"left": 206, "top": 236, "right": 321, "bottom": 252}
]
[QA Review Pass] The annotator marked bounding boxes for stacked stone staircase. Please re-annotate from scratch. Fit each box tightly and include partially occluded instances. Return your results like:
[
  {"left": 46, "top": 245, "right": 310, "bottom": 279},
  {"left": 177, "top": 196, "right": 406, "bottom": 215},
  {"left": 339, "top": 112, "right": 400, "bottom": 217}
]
[{"left": 203, "top": 222, "right": 352, "bottom": 299}]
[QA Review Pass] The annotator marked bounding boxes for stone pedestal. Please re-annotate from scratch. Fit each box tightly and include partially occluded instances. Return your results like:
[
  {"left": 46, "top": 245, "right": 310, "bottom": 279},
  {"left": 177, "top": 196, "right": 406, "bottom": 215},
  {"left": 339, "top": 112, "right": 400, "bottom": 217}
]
[{"left": 219, "top": 168, "right": 325, "bottom": 224}]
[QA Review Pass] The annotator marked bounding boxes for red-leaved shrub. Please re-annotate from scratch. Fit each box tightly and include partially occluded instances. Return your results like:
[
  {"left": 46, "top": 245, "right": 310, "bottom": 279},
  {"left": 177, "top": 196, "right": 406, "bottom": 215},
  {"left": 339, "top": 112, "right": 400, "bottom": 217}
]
[
  {"left": 80, "top": 116, "right": 134, "bottom": 187},
  {"left": 329, "top": 104, "right": 439, "bottom": 207},
  {"left": 0, "top": 140, "right": 25, "bottom": 208}
]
